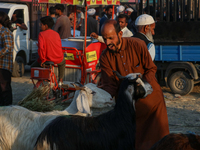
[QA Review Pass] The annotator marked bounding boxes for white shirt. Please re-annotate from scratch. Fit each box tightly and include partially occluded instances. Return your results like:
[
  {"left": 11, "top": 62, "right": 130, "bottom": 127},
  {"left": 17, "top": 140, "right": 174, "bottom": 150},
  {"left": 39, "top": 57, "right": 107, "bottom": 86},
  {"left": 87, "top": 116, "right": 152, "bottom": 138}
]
[
  {"left": 121, "top": 27, "right": 133, "bottom": 37},
  {"left": 97, "top": 26, "right": 133, "bottom": 43},
  {"left": 147, "top": 43, "right": 155, "bottom": 61},
  {"left": 77, "top": 12, "right": 84, "bottom": 26}
]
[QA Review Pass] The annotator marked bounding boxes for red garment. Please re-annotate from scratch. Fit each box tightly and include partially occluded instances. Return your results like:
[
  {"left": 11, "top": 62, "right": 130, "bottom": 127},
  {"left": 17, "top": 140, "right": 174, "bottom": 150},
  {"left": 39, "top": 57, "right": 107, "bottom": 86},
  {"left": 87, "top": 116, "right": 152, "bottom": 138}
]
[{"left": 37, "top": 29, "right": 63, "bottom": 64}]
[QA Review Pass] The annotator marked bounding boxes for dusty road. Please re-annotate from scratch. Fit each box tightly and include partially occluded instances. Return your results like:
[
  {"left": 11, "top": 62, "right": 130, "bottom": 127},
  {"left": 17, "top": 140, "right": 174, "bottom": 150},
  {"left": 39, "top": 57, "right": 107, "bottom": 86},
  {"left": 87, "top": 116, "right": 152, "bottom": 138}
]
[{"left": 11, "top": 65, "right": 200, "bottom": 135}]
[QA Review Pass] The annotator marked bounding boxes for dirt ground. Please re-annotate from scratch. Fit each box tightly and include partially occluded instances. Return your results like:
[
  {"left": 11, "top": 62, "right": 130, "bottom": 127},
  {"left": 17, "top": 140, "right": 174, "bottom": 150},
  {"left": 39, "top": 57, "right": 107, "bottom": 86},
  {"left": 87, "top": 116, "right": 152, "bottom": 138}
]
[{"left": 11, "top": 66, "right": 200, "bottom": 135}]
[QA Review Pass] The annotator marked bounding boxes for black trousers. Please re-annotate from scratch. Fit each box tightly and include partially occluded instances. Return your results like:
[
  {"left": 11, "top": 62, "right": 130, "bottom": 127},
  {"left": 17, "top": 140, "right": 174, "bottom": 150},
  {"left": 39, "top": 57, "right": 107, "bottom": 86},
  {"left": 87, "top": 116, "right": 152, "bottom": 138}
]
[{"left": 0, "top": 69, "right": 12, "bottom": 106}]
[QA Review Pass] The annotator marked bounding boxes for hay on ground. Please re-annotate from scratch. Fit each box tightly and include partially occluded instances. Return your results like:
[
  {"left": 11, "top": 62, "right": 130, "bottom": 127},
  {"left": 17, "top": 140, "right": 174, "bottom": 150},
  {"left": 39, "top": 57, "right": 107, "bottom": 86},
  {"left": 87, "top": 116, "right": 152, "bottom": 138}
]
[{"left": 18, "top": 85, "right": 59, "bottom": 112}]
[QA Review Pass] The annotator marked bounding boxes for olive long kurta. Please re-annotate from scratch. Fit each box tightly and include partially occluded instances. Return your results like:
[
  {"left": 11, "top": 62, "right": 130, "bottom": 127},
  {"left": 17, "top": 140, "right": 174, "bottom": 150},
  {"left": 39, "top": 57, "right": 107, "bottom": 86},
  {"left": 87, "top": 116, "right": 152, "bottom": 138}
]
[{"left": 100, "top": 37, "right": 169, "bottom": 150}]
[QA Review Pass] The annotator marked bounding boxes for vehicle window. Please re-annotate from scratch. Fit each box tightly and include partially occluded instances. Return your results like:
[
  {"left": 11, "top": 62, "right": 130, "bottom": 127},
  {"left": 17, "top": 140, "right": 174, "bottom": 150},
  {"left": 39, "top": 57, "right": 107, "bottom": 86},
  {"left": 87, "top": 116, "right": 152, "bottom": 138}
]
[
  {"left": 12, "top": 9, "right": 25, "bottom": 24},
  {"left": 0, "top": 8, "right": 9, "bottom": 14}
]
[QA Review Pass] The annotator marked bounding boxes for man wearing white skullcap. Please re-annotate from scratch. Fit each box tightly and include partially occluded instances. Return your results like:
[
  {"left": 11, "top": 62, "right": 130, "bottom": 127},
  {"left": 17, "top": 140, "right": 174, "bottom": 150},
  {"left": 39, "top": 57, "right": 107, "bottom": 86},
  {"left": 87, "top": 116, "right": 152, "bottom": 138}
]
[
  {"left": 126, "top": 8, "right": 133, "bottom": 17},
  {"left": 87, "top": 8, "right": 96, "bottom": 16},
  {"left": 80, "top": 8, "right": 98, "bottom": 36},
  {"left": 117, "top": 5, "right": 125, "bottom": 15},
  {"left": 133, "top": 14, "right": 156, "bottom": 60}
]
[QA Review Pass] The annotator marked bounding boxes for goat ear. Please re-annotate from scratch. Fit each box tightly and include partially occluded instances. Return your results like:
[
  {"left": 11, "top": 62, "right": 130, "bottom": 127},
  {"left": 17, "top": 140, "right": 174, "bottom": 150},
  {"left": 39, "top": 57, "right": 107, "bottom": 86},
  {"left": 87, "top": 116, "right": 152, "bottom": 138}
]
[{"left": 113, "top": 71, "right": 125, "bottom": 79}]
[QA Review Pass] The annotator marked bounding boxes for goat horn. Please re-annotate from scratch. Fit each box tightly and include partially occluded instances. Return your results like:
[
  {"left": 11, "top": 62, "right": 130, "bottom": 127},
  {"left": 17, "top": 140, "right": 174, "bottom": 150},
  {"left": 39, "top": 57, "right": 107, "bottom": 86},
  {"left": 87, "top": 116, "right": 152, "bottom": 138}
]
[
  {"left": 71, "top": 83, "right": 85, "bottom": 91},
  {"left": 113, "top": 71, "right": 126, "bottom": 79}
]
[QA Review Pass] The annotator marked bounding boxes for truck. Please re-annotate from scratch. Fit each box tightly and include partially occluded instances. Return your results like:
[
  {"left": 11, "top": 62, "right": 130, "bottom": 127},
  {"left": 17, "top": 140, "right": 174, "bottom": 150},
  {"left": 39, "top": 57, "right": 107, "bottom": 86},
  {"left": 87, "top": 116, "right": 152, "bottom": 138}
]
[
  {"left": 0, "top": 0, "right": 68, "bottom": 77},
  {"left": 125, "top": 0, "right": 200, "bottom": 95}
]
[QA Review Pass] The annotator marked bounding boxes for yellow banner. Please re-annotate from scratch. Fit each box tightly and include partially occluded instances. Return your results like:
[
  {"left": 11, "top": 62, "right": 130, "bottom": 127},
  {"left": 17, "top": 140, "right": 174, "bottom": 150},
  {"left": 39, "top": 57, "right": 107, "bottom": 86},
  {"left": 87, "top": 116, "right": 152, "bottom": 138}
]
[
  {"left": 39, "top": 0, "right": 120, "bottom": 5},
  {"left": 49, "top": 0, "right": 61, "bottom": 3},
  {"left": 90, "top": 0, "right": 96, "bottom": 5},
  {"left": 86, "top": 51, "right": 97, "bottom": 62},
  {"left": 102, "top": 0, "right": 107, "bottom": 5},
  {"left": 112, "top": 0, "right": 116, "bottom": 4},
  {"left": 65, "top": 53, "right": 75, "bottom": 60},
  {"left": 73, "top": 0, "right": 83, "bottom": 5}
]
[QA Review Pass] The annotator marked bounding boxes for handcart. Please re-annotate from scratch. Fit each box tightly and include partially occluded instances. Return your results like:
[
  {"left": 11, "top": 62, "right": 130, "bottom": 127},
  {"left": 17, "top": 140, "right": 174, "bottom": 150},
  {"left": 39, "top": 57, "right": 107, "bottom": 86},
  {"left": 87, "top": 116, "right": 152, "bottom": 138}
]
[{"left": 31, "top": 0, "right": 120, "bottom": 102}]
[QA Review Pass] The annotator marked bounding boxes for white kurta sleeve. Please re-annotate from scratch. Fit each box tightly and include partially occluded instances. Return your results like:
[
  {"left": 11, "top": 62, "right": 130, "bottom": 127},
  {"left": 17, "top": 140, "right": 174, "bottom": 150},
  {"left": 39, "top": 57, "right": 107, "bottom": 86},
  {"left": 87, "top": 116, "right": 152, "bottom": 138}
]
[
  {"left": 147, "top": 43, "right": 155, "bottom": 61},
  {"left": 97, "top": 36, "right": 105, "bottom": 43}
]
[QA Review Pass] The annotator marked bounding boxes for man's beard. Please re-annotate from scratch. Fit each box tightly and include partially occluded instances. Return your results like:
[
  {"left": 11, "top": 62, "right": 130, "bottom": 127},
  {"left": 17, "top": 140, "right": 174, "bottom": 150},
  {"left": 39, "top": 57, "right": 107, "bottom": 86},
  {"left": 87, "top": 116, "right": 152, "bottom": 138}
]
[
  {"left": 146, "top": 30, "right": 154, "bottom": 43},
  {"left": 107, "top": 14, "right": 112, "bottom": 19},
  {"left": 107, "top": 36, "right": 121, "bottom": 53}
]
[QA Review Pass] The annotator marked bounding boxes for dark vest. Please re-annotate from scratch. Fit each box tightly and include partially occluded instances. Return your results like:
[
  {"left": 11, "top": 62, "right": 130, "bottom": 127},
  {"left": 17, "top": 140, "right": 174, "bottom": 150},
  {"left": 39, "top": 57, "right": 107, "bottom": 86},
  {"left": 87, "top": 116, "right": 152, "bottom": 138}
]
[
  {"left": 132, "top": 32, "right": 151, "bottom": 46},
  {"left": 133, "top": 32, "right": 155, "bottom": 63}
]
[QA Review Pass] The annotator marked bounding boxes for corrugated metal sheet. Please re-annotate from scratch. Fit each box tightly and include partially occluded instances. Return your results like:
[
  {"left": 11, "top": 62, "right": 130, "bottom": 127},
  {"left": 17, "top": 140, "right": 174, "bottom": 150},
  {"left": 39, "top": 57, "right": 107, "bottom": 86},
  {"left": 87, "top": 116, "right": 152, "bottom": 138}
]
[{"left": 54, "top": 67, "right": 81, "bottom": 82}]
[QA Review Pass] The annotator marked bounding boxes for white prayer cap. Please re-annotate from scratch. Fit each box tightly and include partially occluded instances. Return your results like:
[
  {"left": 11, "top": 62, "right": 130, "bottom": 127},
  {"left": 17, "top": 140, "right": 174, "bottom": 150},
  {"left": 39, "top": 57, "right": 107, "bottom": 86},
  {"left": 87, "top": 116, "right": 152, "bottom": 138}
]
[
  {"left": 87, "top": 8, "right": 96, "bottom": 16},
  {"left": 117, "top": 5, "right": 125, "bottom": 13},
  {"left": 126, "top": 8, "right": 133, "bottom": 12},
  {"left": 135, "top": 14, "right": 155, "bottom": 26}
]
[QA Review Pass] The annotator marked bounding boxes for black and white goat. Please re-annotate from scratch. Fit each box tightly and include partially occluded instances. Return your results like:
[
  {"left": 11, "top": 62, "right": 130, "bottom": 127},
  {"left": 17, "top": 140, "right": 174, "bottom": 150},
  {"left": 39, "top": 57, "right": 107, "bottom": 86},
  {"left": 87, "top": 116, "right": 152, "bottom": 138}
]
[{"left": 34, "top": 72, "right": 153, "bottom": 150}]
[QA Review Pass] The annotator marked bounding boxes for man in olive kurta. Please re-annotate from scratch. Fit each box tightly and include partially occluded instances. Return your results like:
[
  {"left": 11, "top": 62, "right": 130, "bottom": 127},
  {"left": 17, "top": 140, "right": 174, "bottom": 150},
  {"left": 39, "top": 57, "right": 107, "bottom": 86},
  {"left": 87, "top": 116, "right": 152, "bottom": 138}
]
[{"left": 100, "top": 20, "right": 169, "bottom": 150}]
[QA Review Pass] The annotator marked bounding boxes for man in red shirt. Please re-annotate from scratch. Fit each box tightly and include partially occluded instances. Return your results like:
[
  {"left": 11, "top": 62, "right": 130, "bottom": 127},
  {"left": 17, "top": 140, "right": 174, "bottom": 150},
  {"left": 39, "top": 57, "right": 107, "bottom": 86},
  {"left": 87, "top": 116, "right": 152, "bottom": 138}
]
[{"left": 31, "top": 16, "right": 65, "bottom": 83}]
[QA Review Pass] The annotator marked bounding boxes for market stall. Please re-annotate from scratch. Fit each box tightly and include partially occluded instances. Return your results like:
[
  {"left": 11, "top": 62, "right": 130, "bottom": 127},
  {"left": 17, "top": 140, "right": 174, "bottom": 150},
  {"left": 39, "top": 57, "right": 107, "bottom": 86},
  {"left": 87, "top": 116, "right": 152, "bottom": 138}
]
[{"left": 37, "top": 0, "right": 120, "bottom": 84}]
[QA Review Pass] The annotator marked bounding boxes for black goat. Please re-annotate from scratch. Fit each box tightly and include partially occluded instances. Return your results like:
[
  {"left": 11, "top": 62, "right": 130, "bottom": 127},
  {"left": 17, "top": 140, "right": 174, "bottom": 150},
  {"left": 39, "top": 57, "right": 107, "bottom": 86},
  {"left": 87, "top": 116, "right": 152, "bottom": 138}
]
[
  {"left": 150, "top": 133, "right": 200, "bottom": 150},
  {"left": 34, "top": 73, "right": 153, "bottom": 150}
]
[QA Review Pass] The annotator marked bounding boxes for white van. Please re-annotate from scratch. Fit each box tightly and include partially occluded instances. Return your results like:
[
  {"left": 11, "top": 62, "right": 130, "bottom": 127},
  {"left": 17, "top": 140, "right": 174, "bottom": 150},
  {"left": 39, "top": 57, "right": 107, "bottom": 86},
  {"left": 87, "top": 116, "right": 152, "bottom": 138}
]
[{"left": 0, "top": 2, "right": 39, "bottom": 77}]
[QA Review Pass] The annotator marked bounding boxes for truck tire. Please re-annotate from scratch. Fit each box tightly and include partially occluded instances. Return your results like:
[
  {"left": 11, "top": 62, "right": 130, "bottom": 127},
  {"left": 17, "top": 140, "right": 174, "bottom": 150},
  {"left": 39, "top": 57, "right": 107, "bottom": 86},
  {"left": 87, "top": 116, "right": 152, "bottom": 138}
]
[
  {"left": 12, "top": 56, "right": 25, "bottom": 77},
  {"left": 168, "top": 71, "right": 194, "bottom": 95}
]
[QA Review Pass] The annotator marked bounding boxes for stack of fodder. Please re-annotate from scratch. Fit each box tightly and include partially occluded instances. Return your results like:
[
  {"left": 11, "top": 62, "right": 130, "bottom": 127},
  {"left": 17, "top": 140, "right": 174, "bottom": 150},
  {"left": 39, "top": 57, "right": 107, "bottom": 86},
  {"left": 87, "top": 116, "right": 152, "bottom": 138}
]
[{"left": 18, "top": 85, "right": 58, "bottom": 112}]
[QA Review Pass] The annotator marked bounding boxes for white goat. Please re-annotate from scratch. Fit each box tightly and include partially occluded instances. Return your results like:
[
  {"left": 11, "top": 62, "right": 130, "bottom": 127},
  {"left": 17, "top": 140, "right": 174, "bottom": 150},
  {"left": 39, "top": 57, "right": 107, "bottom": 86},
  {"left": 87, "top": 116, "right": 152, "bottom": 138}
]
[{"left": 0, "top": 106, "right": 72, "bottom": 150}]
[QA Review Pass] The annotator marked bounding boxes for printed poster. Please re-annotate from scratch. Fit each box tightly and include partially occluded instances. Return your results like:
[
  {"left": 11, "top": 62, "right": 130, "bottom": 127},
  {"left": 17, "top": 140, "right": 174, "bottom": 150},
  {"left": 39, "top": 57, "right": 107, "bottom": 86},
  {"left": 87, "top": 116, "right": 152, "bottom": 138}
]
[
  {"left": 86, "top": 51, "right": 97, "bottom": 62},
  {"left": 65, "top": 53, "right": 75, "bottom": 60}
]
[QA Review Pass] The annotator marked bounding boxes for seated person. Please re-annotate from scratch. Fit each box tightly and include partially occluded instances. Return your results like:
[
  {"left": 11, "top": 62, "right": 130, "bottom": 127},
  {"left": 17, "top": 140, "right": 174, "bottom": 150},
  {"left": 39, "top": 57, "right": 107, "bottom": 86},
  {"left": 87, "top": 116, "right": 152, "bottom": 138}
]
[
  {"left": 11, "top": 10, "right": 27, "bottom": 30},
  {"left": 31, "top": 16, "right": 65, "bottom": 83}
]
